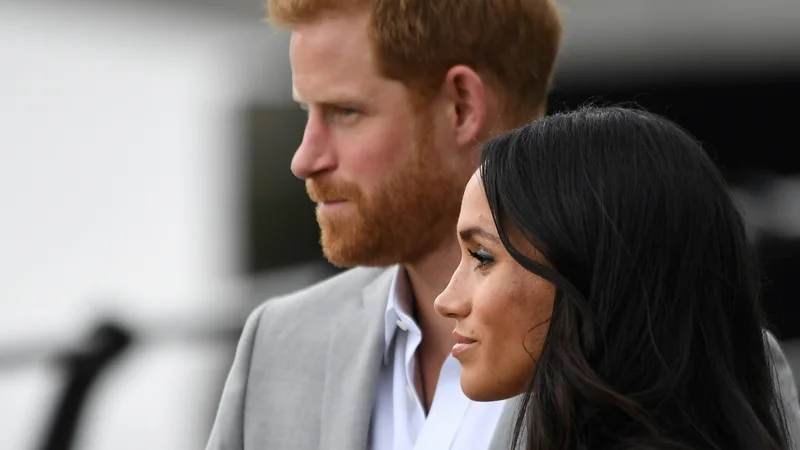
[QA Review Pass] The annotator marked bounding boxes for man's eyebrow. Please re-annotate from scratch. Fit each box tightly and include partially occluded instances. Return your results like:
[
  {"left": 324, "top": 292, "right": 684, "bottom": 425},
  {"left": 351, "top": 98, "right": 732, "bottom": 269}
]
[
  {"left": 458, "top": 226, "right": 501, "bottom": 244},
  {"left": 291, "top": 84, "right": 369, "bottom": 106}
]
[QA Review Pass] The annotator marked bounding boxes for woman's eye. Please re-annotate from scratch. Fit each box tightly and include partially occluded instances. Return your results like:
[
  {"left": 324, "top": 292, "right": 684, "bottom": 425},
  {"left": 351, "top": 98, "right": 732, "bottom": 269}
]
[{"left": 468, "top": 248, "right": 495, "bottom": 271}]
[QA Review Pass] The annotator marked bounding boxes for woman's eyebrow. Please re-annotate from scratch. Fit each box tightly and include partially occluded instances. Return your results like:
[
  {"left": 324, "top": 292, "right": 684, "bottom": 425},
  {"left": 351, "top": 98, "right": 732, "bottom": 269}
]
[{"left": 458, "top": 226, "right": 501, "bottom": 244}]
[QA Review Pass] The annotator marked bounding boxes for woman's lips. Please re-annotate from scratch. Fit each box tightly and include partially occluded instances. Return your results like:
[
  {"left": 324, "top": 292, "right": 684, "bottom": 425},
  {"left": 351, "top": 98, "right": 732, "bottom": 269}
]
[{"left": 451, "top": 330, "right": 477, "bottom": 358}]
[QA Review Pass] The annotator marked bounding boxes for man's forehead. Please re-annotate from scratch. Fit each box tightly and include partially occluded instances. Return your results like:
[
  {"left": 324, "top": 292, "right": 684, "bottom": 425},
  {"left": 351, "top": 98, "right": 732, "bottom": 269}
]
[
  {"left": 290, "top": 33, "right": 378, "bottom": 104},
  {"left": 289, "top": 13, "right": 370, "bottom": 64},
  {"left": 291, "top": 65, "right": 397, "bottom": 105}
]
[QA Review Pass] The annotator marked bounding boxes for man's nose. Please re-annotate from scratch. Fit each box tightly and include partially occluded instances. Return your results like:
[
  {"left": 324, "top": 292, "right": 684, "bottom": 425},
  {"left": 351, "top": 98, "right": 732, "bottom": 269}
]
[{"left": 290, "top": 117, "right": 336, "bottom": 179}]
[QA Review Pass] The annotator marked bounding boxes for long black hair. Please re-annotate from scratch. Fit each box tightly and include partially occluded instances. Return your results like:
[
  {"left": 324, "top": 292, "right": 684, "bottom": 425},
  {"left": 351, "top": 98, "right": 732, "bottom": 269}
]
[{"left": 479, "top": 106, "right": 790, "bottom": 449}]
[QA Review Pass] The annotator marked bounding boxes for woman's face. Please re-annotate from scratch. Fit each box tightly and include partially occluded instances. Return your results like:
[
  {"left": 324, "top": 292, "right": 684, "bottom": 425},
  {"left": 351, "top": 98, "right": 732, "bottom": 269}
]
[{"left": 434, "top": 172, "right": 556, "bottom": 401}]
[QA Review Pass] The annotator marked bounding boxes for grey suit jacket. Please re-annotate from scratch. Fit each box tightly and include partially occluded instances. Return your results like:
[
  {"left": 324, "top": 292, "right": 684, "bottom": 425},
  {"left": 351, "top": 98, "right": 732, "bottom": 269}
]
[{"left": 206, "top": 266, "right": 800, "bottom": 450}]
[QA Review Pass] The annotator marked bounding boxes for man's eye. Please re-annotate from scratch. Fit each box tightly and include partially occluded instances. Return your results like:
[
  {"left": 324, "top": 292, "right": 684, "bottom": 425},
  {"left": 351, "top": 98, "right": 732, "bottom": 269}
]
[
  {"left": 337, "top": 107, "right": 358, "bottom": 117},
  {"left": 325, "top": 106, "right": 360, "bottom": 124}
]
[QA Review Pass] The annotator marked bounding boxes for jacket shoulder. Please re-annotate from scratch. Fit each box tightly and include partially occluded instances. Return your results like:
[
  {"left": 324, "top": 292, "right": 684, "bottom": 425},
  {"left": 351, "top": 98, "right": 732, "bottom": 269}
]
[{"left": 250, "top": 266, "right": 393, "bottom": 337}]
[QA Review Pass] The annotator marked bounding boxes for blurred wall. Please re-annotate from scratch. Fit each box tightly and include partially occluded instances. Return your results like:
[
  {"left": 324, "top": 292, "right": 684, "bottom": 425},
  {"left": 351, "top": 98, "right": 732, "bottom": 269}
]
[{"left": 0, "top": 2, "right": 275, "bottom": 449}]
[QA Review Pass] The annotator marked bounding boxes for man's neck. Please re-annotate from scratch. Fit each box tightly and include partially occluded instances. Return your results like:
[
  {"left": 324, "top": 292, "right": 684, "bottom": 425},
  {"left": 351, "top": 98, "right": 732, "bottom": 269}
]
[
  {"left": 404, "top": 238, "right": 461, "bottom": 359},
  {"left": 402, "top": 238, "right": 461, "bottom": 410}
]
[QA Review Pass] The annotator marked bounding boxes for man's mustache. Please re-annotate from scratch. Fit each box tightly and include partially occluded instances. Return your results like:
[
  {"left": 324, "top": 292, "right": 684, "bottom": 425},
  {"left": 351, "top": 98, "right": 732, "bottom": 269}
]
[{"left": 306, "top": 177, "right": 362, "bottom": 203}]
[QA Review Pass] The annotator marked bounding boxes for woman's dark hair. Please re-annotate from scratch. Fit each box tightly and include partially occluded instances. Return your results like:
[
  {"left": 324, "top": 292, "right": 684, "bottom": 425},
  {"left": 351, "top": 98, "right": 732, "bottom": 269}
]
[{"left": 479, "top": 106, "right": 790, "bottom": 450}]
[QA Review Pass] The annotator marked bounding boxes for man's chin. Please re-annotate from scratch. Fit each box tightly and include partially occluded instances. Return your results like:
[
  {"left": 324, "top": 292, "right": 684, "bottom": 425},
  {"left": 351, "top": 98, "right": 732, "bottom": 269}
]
[
  {"left": 320, "top": 237, "right": 399, "bottom": 269},
  {"left": 321, "top": 249, "right": 396, "bottom": 269}
]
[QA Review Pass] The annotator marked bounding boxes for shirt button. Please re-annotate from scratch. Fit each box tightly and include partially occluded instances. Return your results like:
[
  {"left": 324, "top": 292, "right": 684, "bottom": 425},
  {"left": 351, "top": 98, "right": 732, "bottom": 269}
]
[
  {"left": 396, "top": 319, "right": 409, "bottom": 331},
  {"left": 406, "top": 384, "right": 415, "bottom": 400}
]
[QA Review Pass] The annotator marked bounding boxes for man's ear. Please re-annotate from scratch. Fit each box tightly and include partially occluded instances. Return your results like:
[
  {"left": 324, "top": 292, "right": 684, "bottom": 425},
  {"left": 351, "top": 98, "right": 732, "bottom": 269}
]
[{"left": 442, "top": 65, "right": 487, "bottom": 149}]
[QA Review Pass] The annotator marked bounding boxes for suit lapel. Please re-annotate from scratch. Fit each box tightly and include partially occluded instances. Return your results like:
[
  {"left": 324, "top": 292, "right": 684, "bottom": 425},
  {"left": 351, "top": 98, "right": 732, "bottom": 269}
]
[{"left": 319, "top": 268, "right": 395, "bottom": 450}]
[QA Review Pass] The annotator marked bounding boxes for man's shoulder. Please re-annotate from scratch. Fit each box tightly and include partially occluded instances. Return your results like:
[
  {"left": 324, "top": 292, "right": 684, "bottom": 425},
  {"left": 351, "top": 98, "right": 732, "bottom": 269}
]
[
  {"left": 225, "top": 266, "right": 396, "bottom": 445},
  {"left": 241, "top": 265, "right": 394, "bottom": 362},
  {"left": 251, "top": 266, "right": 394, "bottom": 330},
  {"left": 270, "top": 266, "right": 392, "bottom": 309}
]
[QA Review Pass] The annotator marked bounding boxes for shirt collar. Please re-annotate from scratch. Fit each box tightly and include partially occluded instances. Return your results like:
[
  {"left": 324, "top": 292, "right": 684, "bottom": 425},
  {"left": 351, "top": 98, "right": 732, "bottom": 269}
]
[{"left": 383, "top": 266, "right": 420, "bottom": 364}]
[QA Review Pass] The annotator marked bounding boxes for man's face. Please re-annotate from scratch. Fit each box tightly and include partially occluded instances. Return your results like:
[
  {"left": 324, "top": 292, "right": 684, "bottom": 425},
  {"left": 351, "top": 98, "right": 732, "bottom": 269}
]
[{"left": 289, "top": 10, "right": 467, "bottom": 267}]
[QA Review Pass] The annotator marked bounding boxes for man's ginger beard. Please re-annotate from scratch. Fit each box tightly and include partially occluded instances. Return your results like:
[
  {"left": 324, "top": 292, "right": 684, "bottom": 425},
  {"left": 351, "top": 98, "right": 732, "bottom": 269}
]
[{"left": 306, "top": 112, "right": 466, "bottom": 267}]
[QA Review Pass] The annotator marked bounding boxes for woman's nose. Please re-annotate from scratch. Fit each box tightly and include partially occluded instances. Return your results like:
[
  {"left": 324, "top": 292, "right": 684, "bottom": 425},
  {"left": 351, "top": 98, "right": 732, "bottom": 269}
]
[{"left": 434, "top": 270, "right": 471, "bottom": 319}]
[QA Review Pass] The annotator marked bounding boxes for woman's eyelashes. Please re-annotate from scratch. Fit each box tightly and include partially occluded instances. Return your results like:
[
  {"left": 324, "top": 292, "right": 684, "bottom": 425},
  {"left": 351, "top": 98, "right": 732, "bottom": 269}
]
[{"left": 468, "top": 247, "right": 495, "bottom": 271}]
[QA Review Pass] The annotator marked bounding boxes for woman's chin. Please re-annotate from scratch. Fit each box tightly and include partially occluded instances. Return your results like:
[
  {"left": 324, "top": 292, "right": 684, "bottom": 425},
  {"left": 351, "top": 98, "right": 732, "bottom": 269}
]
[{"left": 460, "top": 373, "right": 524, "bottom": 402}]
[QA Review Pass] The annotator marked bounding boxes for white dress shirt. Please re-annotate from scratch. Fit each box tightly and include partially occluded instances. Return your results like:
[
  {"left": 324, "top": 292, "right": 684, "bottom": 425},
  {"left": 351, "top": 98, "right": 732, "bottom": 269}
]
[{"left": 369, "top": 268, "right": 506, "bottom": 450}]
